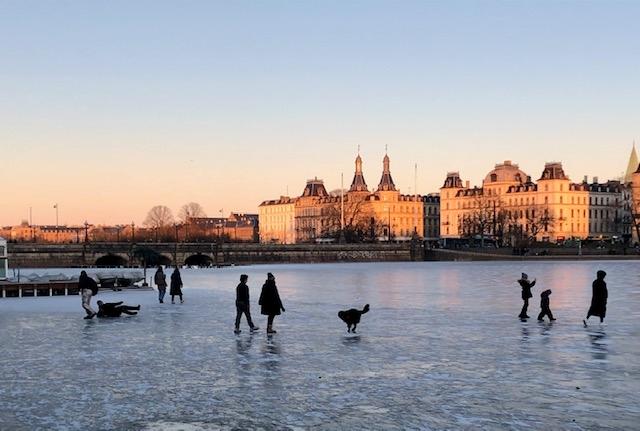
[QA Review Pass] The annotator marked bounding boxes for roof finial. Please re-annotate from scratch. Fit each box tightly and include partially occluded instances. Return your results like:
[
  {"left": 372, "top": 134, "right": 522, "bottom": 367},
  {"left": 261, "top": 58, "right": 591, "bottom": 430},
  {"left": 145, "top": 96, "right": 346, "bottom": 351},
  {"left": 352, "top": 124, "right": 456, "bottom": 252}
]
[
  {"left": 385, "top": 144, "right": 388, "bottom": 155},
  {"left": 357, "top": 144, "right": 360, "bottom": 156}
]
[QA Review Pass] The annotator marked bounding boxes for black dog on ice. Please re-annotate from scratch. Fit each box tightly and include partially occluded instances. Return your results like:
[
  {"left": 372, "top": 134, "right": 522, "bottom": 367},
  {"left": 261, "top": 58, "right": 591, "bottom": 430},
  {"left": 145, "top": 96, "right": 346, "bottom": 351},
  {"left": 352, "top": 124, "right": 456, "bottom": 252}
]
[{"left": 338, "top": 304, "right": 370, "bottom": 333}]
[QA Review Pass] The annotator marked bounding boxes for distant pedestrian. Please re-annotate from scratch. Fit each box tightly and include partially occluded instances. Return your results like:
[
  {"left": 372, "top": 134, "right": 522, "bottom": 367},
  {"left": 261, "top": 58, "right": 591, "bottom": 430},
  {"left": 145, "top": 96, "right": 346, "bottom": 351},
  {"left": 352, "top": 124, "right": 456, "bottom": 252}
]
[
  {"left": 517, "top": 273, "right": 536, "bottom": 319},
  {"left": 584, "top": 270, "right": 608, "bottom": 327},
  {"left": 259, "top": 272, "right": 285, "bottom": 334},
  {"left": 154, "top": 266, "right": 167, "bottom": 303},
  {"left": 537, "top": 289, "right": 555, "bottom": 322},
  {"left": 170, "top": 267, "right": 184, "bottom": 304},
  {"left": 234, "top": 274, "right": 259, "bottom": 334},
  {"left": 79, "top": 270, "right": 99, "bottom": 319}
]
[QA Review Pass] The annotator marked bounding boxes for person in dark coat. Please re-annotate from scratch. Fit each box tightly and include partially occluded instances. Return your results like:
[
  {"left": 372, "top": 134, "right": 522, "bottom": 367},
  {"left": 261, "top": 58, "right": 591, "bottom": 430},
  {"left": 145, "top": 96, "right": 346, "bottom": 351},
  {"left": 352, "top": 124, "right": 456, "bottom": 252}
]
[
  {"left": 517, "top": 273, "right": 536, "bottom": 319},
  {"left": 170, "top": 267, "right": 183, "bottom": 304},
  {"left": 259, "top": 273, "right": 285, "bottom": 334},
  {"left": 234, "top": 274, "right": 259, "bottom": 334},
  {"left": 79, "top": 270, "right": 99, "bottom": 319},
  {"left": 584, "top": 270, "right": 608, "bottom": 326},
  {"left": 154, "top": 266, "right": 167, "bottom": 304},
  {"left": 96, "top": 300, "right": 141, "bottom": 317},
  {"left": 537, "top": 289, "right": 555, "bottom": 322}
]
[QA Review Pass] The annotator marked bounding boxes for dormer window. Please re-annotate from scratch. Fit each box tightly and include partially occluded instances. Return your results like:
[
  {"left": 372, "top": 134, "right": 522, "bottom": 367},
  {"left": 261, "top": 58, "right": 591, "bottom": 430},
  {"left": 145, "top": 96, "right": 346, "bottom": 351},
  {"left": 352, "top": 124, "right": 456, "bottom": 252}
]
[{"left": 490, "top": 174, "right": 498, "bottom": 182}]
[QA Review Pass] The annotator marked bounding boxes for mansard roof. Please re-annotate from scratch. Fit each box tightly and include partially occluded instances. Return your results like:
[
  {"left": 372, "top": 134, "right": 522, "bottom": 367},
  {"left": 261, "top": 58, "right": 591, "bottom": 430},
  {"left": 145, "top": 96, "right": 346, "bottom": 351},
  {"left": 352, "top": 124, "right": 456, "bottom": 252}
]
[
  {"left": 539, "top": 162, "right": 569, "bottom": 180},
  {"left": 442, "top": 172, "right": 463, "bottom": 188},
  {"left": 301, "top": 178, "right": 329, "bottom": 197}
]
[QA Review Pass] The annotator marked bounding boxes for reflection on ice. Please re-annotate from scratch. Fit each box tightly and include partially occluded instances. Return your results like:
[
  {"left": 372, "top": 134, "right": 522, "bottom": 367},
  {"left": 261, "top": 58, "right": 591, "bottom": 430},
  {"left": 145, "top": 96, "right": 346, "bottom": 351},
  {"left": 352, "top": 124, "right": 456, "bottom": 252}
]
[{"left": 0, "top": 261, "right": 638, "bottom": 430}]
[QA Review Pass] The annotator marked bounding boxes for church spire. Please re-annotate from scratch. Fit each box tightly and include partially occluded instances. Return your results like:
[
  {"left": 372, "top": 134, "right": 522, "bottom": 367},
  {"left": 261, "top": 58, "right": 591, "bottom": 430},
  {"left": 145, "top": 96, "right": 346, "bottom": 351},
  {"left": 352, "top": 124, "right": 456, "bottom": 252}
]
[
  {"left": 349, "top": 150, "right": 368, "bottom": 192},
  {"left": 624, "top": 141, "right": 638, "bottom": 183},
  {"left": 377, "top": 151, "right": 396, "bottom": 191}
]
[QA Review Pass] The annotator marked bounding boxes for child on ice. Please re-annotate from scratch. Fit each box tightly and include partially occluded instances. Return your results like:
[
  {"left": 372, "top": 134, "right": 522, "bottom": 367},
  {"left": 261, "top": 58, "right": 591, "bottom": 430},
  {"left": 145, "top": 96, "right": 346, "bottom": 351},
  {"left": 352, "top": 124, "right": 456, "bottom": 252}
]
[{"left": 537, "top": 289, "right": 556, "bottom": 322}]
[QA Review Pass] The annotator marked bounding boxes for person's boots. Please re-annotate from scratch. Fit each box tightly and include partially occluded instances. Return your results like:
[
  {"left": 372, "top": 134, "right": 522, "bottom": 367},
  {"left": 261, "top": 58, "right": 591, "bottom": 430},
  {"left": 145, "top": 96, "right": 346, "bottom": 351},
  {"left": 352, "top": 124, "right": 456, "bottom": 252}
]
[
  {"left": 234, "top": 327, "right": 241, "bottom": 334},
  {"left": 267, "top": 326, "right": 277, "bottom": 334},
  {"left": 250, "top": 325, "right": 260, "bottom": 332}
]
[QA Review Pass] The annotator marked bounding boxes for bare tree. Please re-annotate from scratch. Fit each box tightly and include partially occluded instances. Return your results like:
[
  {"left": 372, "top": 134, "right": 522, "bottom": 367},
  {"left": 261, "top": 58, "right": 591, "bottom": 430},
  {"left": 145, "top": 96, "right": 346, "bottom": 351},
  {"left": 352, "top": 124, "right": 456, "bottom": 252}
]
[
  {"left": 144, "top": 205, "right": 174, "bottom": 228},
  {"left": 320, "top": 197, "right": 380, "bottom": 242},
  {"left": 178, "top": 202, "right": 207, "bottom": 223},
  {"left": 461, "top": 193, "right": 499, "bottom": 246}
]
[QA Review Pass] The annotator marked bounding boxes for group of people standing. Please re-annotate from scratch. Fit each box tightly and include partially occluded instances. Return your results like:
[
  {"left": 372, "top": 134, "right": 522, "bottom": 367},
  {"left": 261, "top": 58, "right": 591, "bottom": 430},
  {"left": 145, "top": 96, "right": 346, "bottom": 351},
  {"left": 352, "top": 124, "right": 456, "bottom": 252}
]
[
  {"left": 153, "top": 266, "right": 184, "bottom": 304},
  {"left": 516, "top": 270, "right": 608, "bottom": 326},
  {"left": 234, "top": 272, "right": 285, "bottom": 334}
]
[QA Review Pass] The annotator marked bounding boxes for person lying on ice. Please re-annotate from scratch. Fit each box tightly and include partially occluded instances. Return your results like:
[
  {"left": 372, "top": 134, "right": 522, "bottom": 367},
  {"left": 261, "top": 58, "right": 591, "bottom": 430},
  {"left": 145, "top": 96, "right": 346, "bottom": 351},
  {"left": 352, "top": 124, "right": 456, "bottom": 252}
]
[{"left": 96, "top": 300, "right": 141, "bottom": 317}]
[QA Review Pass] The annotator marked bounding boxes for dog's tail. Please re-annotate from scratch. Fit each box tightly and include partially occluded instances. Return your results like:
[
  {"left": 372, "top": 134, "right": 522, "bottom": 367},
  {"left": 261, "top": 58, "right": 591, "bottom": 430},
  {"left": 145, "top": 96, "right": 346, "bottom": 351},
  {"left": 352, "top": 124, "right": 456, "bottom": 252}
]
[{"left": 361, "top": 304, "right": 370, "bottom": 314}]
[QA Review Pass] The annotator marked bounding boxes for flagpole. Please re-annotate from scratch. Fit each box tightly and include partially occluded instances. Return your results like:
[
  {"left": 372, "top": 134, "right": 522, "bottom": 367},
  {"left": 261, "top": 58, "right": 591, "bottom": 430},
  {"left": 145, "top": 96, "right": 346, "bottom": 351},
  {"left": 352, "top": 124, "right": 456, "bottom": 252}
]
[{"left": 54, "top": 203, "right": 59, "bottom": 243}]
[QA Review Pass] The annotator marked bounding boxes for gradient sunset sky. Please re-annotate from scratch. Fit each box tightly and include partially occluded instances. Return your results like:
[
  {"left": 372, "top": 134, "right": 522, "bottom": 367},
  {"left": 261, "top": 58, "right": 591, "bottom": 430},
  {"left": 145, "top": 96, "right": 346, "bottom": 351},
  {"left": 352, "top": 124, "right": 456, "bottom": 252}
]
[{"left": 2, "top": 1, "right": 639, "bottom": 226}]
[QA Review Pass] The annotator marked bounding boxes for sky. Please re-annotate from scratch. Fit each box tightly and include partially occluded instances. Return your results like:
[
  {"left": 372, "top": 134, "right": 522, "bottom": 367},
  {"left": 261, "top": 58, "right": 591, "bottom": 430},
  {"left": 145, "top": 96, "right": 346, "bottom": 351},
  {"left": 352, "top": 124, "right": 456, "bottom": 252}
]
[{"left": 1, "top": 0, "right": 639, "bottom": 226}]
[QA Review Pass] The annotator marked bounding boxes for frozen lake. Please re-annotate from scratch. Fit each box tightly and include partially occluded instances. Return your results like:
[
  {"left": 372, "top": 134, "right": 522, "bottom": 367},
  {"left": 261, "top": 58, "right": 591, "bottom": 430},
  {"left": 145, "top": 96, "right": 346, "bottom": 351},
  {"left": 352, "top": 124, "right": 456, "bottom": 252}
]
[{"left": 1, "top": 261, "right": 639, "bottom": 430}]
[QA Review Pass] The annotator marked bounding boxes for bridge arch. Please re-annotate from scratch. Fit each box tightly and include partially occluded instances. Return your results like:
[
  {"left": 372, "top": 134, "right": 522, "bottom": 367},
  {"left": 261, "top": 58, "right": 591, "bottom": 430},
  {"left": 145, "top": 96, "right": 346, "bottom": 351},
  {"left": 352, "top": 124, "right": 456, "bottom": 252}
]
[
  {"left": 184, "top": 253, "right": 214, "bottom": 267},
  {"left": 95, "top": 254, "right": 128, "bottom": 267},
  {"left": 157, "top": 255, "right": 173, "bottom": 266}
]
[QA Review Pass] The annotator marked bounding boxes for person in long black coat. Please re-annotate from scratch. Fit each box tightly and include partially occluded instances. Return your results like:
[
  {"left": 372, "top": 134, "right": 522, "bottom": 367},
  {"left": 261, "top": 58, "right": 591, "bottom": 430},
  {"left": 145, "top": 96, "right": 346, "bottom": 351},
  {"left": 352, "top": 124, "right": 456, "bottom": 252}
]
[
  {"left": 517, "top": 273, "right": 536, "bottom": 319},
  {"left": 584, "top": 270, "right": 608, "bottom": 326},
  {"left": 170, "top": 267, "right": 184, "bottom": 304},
  {"left": 259, "top": 272, "right": 285, "bottom": 333}
]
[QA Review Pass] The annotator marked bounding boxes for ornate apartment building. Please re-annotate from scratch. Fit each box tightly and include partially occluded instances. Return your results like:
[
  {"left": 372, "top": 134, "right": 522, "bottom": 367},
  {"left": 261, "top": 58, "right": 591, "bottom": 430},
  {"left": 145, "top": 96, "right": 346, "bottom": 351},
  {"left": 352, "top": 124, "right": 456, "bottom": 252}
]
[
  {"left": 258, "top": 153, "right": 424, "bottom": 243},
  {"left": 440, "top": 160, "right": 634, "bottom": 243}
]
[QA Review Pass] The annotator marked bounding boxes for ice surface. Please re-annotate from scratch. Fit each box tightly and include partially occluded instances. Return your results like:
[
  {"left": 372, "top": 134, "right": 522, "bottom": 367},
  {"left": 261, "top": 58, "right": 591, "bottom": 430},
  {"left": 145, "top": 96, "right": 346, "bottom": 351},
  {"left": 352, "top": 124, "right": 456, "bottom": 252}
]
[{"left": 1, "top": 261, "right": 639, "bottom": 430}]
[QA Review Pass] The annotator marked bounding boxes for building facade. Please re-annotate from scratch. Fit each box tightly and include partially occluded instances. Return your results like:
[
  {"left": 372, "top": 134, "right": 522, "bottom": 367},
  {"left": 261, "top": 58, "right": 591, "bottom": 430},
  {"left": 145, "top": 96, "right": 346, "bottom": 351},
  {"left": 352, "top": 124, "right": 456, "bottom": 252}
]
[
  {"left": 440, "top": 160, "right": 632, "bottom": 244},
  {"left": 423, "top": 194, "right": 440, "bottom": 240},
  {"left": 259, "top": 153, "right": 424, "bottom": 243},
  {"left": 257, "top": 197, "right": 296, "bottom": 244},
  {"left": 187, "top": 213, "right": 259, "bottom": 242}
]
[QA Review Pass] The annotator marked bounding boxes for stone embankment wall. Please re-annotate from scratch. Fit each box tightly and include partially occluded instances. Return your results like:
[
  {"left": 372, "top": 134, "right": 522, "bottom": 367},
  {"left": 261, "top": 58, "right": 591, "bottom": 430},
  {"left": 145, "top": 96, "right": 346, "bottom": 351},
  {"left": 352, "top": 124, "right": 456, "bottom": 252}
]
[{"left": 7, "top": 243, "right": 421, "bottom": 268}]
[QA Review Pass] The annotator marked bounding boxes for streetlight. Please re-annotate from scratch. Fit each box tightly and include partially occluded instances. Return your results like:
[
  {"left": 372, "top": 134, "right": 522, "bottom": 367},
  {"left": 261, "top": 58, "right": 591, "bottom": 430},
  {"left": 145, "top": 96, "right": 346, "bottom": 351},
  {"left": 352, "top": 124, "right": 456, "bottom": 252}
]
[
  {"left": 84, "top": 221, "right": 89, "bottom": 243},
  {"left": 131, "top": 222, "right": 135, "bottom": 243}
]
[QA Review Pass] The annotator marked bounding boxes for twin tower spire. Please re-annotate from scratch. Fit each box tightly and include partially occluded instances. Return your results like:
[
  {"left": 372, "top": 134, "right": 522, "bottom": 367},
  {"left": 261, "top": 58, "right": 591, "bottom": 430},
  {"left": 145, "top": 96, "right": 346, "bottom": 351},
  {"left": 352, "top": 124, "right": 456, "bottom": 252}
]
[{"left": 349, "top": 151, "right": 396, "bottom": 192}]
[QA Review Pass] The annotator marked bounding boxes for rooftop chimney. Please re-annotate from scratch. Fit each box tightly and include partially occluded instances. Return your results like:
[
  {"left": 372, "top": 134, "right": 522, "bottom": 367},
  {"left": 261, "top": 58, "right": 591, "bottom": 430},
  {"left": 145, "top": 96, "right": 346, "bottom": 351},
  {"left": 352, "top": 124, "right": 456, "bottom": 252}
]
[
  {"left": 465, "top": 180, "right": 470, "bottom": 188},
  {"left": 583, "top": 175, "right": 588, "bottom": 183},
  {"left": 593, "top": 176, "right": 599, "bottom": 184}
]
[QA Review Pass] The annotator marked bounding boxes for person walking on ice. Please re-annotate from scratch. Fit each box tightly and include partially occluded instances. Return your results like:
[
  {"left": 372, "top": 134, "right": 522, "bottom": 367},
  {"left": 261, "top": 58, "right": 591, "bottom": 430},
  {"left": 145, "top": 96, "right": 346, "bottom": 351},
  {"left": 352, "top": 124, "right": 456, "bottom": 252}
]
[
  {"left": 537, "top": 289, "right": 555, "bottom": 322},
  {"left": 79, "top": 270, "right": 99, "bottom": 319},
  {"left": 234, "top": 274, "right": 259, "bottom": 334},
  {"left": 259, "top": 272, "right": 285, "bottom": 334},
  {"left": 517, "top": 273, "right": 536, "bottom": 319},
  {"left": 584, "top": 270, "right": 608, "bottom": 327},
  {"left": 154, "top": 266, "right": 167, "bottom": 304},
  {"left": 170, "top": 267, "right": 184, "bottom": 304}
]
